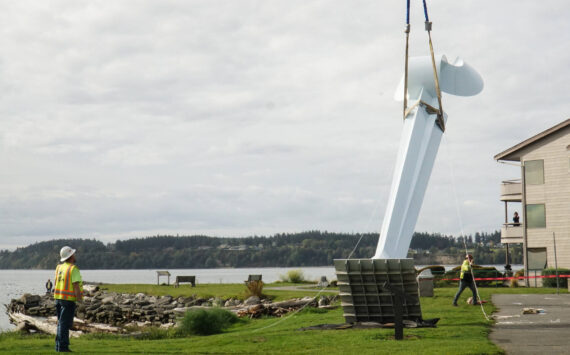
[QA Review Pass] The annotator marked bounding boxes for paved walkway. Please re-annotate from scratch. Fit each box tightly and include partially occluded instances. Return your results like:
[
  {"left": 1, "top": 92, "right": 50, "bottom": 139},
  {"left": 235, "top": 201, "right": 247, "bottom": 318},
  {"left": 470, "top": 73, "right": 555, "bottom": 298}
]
[{"left": 490, "top": 293, "right": 570, "bottom": 354}]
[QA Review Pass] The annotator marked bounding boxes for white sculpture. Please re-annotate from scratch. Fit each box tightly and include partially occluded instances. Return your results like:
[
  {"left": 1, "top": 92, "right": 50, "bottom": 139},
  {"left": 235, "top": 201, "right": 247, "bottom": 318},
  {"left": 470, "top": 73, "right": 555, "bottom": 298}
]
[{"left": 374, "top": 55, "right": 483, "bottom": 259}]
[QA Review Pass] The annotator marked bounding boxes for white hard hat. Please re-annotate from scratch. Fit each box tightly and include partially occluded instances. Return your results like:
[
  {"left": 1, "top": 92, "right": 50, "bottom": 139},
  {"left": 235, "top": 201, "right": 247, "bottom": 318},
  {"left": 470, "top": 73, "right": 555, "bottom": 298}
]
[{"left": 60, "top": 246, "right": 76, "bottom": 262}]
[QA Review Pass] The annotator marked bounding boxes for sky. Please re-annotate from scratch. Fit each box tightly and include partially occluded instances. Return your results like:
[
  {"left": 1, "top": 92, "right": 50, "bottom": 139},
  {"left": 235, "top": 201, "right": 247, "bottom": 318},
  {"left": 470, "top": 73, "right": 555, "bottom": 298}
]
[{"left": 0, "top": 0, "right": 569, "bottom": 250}]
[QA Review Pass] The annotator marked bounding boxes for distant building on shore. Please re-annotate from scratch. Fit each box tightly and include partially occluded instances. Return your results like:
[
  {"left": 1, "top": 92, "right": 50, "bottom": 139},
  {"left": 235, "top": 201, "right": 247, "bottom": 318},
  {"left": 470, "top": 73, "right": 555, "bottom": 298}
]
[{"left": 495, "top": 118, "right": 570, "bottom": 285}]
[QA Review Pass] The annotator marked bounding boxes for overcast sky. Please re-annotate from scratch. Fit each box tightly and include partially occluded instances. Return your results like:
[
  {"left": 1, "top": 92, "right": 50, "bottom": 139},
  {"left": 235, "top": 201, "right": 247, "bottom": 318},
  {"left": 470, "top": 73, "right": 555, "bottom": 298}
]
[{"left": 0, "top": 0, "right": 568, "bottom": 250}]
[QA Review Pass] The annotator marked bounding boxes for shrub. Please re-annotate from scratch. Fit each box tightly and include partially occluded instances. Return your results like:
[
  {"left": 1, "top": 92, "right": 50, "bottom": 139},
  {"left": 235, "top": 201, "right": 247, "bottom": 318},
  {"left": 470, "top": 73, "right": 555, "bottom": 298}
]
[
  {"left": 245, "top": 280, "right": 264, "bottom": 298},
  {"left": 510, "top": 269, "right": 524, "bottom": 288},
  {"left": 280, "top": 269, "right": 305, "bottom": 283},
  {"left": 541, "top": 268, "right": 570, "bottom": 288},
  {"left": 176, "top": 308, "right": 239, "bottom": 336}
]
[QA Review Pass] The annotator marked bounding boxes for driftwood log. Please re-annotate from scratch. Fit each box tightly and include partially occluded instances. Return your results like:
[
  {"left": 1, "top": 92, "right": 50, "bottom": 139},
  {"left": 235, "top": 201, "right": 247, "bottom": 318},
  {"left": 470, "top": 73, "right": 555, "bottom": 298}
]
[
  {"left": 8, "top": 312, "right": 125, "bottom": 336},
  {"left": 8, "top": 313, "right": 82, "bottom": 337},
  {"left": 234, "top": 296, "right": 322, "bottom": 318}
]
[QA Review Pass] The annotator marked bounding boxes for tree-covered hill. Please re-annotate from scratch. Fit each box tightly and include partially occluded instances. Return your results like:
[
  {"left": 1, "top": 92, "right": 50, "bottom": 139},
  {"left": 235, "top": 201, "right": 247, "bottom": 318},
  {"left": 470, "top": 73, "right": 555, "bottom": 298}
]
[{"left": 0, "top": 230, "right": 518, "bottom": 269}]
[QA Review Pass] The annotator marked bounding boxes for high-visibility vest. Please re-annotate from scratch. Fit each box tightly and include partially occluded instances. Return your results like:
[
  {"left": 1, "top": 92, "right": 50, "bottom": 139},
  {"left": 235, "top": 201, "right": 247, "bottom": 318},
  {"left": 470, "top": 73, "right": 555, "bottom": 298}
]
[
  {"left": 459, "top": 260, "right": 471, "bottom": 279},
  {"left": 54, "top": 262, "right": 83, "bottom": 301}
]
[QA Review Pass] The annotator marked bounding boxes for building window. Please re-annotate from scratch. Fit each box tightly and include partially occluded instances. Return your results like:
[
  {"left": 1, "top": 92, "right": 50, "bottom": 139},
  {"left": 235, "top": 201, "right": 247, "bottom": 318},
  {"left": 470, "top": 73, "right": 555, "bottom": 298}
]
[
  {"left": 527, "top": 248, "right": 547, "bottom": 270},
  {"left": 524, "top": 160, "right": 544, "bottom": 185},
  {"left": 526, "top": 204, "right": 546, "bottom": 228}
]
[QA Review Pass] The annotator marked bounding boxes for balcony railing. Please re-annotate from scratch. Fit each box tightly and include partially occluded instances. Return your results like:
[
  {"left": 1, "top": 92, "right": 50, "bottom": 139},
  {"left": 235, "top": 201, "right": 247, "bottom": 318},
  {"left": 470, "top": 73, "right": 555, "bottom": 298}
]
[
  {"left": 500, "top": 179, "right": 522, "bottom": 202},
  {"left": 501, "top": 223, "right": 523, "bottom": 244}
]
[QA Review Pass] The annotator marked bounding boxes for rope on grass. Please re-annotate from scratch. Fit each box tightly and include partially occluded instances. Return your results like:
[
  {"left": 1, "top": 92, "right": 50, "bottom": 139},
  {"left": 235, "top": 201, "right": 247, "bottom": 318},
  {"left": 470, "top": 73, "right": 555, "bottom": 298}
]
[{"left": 251, "top": 286, "right": 330, "bottom": 333}]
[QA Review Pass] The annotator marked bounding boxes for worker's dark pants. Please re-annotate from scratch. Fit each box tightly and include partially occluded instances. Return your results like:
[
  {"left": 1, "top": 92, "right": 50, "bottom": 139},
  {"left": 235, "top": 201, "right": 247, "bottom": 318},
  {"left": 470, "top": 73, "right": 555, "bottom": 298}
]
[
  {"left": 55, "top": 299, "right": 76, "bottom": 352},
  {"left": 453, "top": 279, "right": 477, "bottom": 305}
]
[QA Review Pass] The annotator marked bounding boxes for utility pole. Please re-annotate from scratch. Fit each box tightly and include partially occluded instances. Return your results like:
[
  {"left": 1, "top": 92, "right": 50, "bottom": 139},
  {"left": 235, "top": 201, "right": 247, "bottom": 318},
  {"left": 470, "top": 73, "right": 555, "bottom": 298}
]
[{"left": 553, "top": 232, "right": 559, "bottom": 295}]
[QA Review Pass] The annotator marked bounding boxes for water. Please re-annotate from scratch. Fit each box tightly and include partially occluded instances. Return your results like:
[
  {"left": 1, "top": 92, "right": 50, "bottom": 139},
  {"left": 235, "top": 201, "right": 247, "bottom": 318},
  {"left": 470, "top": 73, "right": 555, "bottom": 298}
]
[{"left": 0, "top": 264, "right": 520, "bottom": 331}]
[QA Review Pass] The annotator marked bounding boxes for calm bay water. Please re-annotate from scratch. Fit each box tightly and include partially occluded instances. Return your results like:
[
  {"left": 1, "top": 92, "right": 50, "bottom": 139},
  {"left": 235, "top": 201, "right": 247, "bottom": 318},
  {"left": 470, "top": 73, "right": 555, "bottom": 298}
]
[{"left": 0, "top": 264, "right": 519, "bottom": 331}]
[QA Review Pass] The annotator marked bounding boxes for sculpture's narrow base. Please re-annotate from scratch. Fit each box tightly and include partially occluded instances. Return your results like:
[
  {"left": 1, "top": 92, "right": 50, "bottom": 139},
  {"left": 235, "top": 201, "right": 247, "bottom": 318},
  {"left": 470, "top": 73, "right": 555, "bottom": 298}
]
[{"left": 334, "top": 258, "right": 422, "bottom": 323}]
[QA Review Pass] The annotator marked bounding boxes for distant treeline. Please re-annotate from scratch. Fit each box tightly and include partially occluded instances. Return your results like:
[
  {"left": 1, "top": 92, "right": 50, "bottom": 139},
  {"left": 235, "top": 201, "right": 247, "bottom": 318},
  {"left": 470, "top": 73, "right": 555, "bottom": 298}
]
[{"left": 0, "top": 231, "right": 520, "bottom": 269}]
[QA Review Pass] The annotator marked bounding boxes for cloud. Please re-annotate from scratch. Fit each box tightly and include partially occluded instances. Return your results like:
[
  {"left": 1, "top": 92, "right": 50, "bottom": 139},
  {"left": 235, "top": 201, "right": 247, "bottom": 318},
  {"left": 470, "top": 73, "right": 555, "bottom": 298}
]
[{"left": 0, "top": 1, "right": 569, "bottom": 250}]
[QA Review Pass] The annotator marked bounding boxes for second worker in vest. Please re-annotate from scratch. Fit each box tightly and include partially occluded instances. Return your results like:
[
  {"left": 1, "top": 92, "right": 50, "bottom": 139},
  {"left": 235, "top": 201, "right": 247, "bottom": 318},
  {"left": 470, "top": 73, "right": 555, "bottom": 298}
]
[
  {"left": 54, "top": 246, "right": 83, "bottom": 352},
  {"left": 452, "top": 254, "right": 478, "bottom": 306}
]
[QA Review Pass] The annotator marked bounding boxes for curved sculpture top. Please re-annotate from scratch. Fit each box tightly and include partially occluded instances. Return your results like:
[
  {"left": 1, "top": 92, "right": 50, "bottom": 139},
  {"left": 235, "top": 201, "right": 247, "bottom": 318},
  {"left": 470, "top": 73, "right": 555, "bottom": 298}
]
[{"left": 394, "top": 55, "right": 484, "bottom": 101}]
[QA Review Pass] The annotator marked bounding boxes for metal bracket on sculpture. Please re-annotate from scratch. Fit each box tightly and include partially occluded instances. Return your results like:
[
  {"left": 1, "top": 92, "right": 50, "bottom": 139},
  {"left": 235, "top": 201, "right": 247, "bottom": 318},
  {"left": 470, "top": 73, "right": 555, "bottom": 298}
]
[{"left": 404, "top": 100, "right": 445, "bottom": 132}]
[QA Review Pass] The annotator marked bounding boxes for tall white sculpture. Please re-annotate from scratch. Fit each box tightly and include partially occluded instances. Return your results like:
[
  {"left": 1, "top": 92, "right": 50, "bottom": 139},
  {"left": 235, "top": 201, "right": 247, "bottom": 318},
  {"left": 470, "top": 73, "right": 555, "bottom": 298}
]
[{"left": 374, "top": 55, "right": 483, "bottom": 259}]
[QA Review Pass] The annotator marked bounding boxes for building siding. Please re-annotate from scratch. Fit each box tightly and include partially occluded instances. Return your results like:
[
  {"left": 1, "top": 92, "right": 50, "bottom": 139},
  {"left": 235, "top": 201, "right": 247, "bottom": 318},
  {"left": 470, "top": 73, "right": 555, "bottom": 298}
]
[{"left": 522, "top": 126, "right": 570, "bottom": 269}]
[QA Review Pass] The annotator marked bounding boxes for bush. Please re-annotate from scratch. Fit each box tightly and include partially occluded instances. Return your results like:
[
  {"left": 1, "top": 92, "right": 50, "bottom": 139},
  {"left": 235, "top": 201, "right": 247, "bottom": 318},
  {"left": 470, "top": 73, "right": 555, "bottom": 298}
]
[
  {"left": 176, "top": 308, "right": 239, "bottom": 336},
  {"left": 541, "top": 268, "right": 570, "bottom": 288},
  {"left": 245, "top": 280, "right": 264, "bottom": 298},
  {"left": 510, "top": 269, "right": 524, "bottom": 288},
  {"left": 280, "top": 269, "right": 305, "bottom": 283}
]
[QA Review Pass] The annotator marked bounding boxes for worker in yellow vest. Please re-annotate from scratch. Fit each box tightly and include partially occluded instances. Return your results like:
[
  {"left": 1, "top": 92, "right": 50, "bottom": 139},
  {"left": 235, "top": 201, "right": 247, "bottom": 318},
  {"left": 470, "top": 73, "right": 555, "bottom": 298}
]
[
  {"left": 54, "top": 246, "right": 83, "bottom": 353},
  {"left": 452, "top": 254, "right": 478, "bottom": 306}
]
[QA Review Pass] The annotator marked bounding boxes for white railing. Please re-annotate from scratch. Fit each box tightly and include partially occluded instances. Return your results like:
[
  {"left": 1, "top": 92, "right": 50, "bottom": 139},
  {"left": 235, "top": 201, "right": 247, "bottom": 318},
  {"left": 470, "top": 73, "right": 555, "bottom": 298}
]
[
  {"left": 500, "top": 179, "right": 522, "bottom": 201},
  {"left": 501, "top": 224, "right": 523, "bottom": 243}
]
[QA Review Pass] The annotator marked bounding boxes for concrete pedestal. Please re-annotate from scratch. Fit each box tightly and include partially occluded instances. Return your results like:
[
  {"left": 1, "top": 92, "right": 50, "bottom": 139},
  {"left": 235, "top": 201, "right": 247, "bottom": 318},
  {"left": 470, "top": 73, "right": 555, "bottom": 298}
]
[{"left": 417, "top": 271, "right": 434, "bottom": 297}]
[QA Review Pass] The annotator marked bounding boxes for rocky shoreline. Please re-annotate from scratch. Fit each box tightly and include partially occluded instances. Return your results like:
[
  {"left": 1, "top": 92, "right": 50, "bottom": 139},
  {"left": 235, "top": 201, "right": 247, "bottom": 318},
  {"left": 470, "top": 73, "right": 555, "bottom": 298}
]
[{"left": 5, "top": 285, "right": 337, "bottom": 335}]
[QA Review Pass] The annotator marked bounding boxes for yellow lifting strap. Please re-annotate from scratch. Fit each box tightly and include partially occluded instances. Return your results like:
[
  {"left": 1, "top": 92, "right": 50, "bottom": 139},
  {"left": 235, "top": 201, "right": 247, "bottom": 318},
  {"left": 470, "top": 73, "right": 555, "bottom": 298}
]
[
  {"left": 425, "top": 21, "right": 445, "bottom": 132},
  {"left": 403, "top": 24, "right": 411, "bottom": 120}
]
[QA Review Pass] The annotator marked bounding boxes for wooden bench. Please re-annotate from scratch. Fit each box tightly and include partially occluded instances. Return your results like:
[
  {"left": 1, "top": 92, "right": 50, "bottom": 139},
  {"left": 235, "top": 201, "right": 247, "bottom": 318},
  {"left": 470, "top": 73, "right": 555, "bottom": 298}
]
[
  {"left": 156, "top": 271, "right": 171, "bottom": 285},
  {"left": 174, "top": 276, "right": 196, "bottom": 288},
  {"left": 246, "top": 274, "right": 262, "bottom": 283}
]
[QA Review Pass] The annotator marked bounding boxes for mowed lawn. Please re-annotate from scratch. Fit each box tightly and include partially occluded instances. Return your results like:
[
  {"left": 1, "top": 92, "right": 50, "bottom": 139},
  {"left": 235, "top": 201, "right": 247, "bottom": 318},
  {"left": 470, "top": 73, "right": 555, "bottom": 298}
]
[{"left": 0, "top": 285, "right": 565, "bottom": 354}]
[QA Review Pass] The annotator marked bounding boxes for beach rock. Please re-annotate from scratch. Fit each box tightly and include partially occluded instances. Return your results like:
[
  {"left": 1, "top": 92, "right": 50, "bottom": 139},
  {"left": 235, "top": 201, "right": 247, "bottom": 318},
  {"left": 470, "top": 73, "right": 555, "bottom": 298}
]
[
  {"left": 212, "top": 297, "right": 223, "bottom": 307},
  {"left": 244, "top": 296, "right": 260, "bottom": 305},
  {"left": 20, "top": 294, "right": 41, "bottom": 306},
  {"left": 318, "top": 296, "right": 333, "bottom": 307},
  {"left": 83, "top": 285, "right": 99, "bottom": 295},
  {"left": 224, "top": 298, "right": 240, "bottom": 307},
  {"left": 192, "top": 298, "right": 207, "bottom": 306}
]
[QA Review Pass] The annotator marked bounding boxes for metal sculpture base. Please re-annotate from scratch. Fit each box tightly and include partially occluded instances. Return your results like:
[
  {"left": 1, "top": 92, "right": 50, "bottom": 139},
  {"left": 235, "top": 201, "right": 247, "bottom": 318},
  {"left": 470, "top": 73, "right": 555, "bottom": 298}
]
[{"left": 334, "top": 258, "right": 422, "bottom": 324}]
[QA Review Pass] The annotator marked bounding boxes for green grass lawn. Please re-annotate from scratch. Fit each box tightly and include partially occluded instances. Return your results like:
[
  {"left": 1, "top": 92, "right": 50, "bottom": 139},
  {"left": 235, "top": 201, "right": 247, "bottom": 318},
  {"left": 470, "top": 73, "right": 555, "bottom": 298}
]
[{"left": 1, "top": 286, "right": 566, "bottom": 354}]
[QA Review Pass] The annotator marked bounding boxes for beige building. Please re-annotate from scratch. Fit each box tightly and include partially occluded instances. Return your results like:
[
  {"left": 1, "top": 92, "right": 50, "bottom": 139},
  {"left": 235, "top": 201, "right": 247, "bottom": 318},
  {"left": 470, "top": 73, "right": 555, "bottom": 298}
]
[{"left": 495, "top": 119, "right": 570, "bottom": 282}]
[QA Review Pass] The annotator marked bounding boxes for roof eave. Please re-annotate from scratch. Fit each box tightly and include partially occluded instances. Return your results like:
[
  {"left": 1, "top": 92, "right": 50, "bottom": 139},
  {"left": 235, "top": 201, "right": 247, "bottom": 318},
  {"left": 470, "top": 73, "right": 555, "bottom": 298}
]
[{"left": 494, "top": 118, "right": 570, "bottom": 162}]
